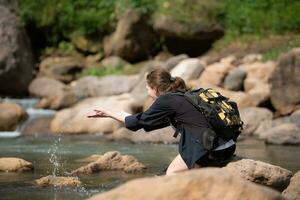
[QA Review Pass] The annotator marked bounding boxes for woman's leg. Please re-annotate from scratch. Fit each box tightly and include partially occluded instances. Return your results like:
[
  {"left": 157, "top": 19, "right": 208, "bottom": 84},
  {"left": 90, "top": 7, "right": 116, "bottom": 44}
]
[{"left": 166, "top": 154, "right": 188, "bottom": 176}]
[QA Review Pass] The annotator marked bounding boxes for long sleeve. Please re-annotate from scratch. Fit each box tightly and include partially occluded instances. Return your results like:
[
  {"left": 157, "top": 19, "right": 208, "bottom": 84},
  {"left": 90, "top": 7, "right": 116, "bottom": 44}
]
[{"left": 125, "top": 95, "right": 175, "bottom": 132}]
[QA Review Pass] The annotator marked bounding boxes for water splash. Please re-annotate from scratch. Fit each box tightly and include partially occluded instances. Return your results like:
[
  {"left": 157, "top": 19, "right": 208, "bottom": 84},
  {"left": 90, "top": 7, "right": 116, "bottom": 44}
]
[{"left": 47, "top": 136, "right": 64, "bottom": 176}]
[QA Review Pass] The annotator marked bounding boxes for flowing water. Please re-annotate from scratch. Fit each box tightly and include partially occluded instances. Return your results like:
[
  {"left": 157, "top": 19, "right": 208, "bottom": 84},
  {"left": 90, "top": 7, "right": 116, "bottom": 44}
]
[{"left": 0, "top": 98, "right": 300, "bottom": 200}]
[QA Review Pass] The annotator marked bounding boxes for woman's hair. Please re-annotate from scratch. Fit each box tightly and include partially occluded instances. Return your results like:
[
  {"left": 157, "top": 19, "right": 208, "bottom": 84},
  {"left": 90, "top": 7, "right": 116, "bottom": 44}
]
[{"left": 146, "top": 69, "right": 189, "bottom": 94}]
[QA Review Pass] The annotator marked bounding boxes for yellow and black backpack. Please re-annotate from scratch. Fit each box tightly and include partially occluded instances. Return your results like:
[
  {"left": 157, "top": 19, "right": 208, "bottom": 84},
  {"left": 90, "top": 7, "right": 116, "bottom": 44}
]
[{"left": 173, "top": 88, "right": 243, "bottom": 141}]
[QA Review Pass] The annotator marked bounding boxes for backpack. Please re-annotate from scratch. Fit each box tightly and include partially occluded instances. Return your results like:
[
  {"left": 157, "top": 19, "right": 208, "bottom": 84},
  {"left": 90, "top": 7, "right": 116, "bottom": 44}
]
[{"left": 172, "top": 88, "right": 243, "bottom": 141}]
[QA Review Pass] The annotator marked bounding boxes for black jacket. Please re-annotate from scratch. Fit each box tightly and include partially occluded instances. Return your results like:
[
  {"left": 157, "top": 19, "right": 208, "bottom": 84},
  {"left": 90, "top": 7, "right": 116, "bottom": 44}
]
[{"left": 125, "top": 93, "right": 228, "bottom": 168}]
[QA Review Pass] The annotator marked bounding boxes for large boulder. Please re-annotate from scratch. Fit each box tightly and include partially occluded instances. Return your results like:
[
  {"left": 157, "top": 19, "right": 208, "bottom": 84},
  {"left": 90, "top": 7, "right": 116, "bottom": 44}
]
[
  {"left": 71, "top": 75, "right": 139, "bottom": 98},
  {"left": 224, "top": 159, "right": 292, "bottom": 191},
  {"left": 38, "top": 56, "right": 85, "bottom": 83},
  {"left": 71, "top": 151, "right": 146, "bottom": 175},
  {"left": 282, "top": 170, "right": 300, "bottom": 200},
  {"left": 239, "top": 107, "right": 273, "bottom": 136},
  {"left": 0, "top": 157, "right": 33, "bottom": 172},
  {"left": 269, "top": 48, "right": 300, "bottom": 115},
  {"left": 153, "top": 15, "right": 223, "bottom": 56},
  {"left": 29, "top": 77, "right": 78, "bottom": 110},
  {"left": 0, "top": 4, "right": 34, "bottom": 96},
  {"left": 0, "top": 103, "right": 27, "bottom": 131},
  {"left": 259, "top": 123, "right": 300, "bottom": 145},
  {"left": 170, "top": 58, "right": 204, "bottom": 81},
  {"left": 103, "top": 10, "right": 159, "bottom": 62},
  {"left": 107, "top": 127, "right": 179, "bottom": 144},
  {"left": 50, "top": 93, "right": 138, "bottom": 134},
  {"left": 88, "top": 168, "right": 283, "bottom": 200},
  {"left": 34, "top": 176, "right": 81, "bottom": 187}
]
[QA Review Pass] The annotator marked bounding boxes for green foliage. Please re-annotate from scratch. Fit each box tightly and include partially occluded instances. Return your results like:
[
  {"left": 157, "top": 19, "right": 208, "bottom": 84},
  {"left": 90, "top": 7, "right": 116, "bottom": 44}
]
[
  {"left": 154, "top": 0, "right": 221, "bottom": 25},
  {"left": 221, "top": 0, "right": 300, "bottom": 36},
  {"left": 19, "top": 0, "right": 156, "bottom": 46}
]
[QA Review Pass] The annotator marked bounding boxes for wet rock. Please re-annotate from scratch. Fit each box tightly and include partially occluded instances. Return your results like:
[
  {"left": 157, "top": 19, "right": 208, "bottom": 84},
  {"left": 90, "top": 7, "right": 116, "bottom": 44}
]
[
  {"left": 50, "top": 93, "right": 138, "bottom": 134},
  {"left": 103, "top": 10, "right": 158, "bottom": 62},
  {"left": 39, "top": 56, "right": 85, "bottom": 83},
  {"left": 0, "top": 4, "right": 34, "bottom": 96},
  {"left": 107, "top": 127, "right": 179, "bottom": 144},
  {"left": 224, "top": 67, "right": 247, "bottom": 91},
  {"left": 22, "top": 116, "right": 53, "bottom": 135},
  {"left": 239, "top": 107, "right": 273, "bottom": 136},
  {"left": 282, "top": 170, "right": 300, "bottom": 200},
  {"left": 34, "top": 175, "right": 81, "bottom": 187},
  {"left": 88, "top": 168, "right": 283, "bottom": 200},
  {"left": 269, "top": 48, "right": 300, "bottom": 115},
  {"left": 0, "top": 103, "right": 28, "bottom": 131},
  {"left": 170, "top": 58, "right": 204, "bottom": 81},
  {"left": 71, "top": 151, "right": 146, "bottom": 175},
  {"left": 0, "top": 157, "right": 33, "bottom": 172},
  {"left": 259, "top": 123, "right": 300, "bottom": 145},
  {"left": 224, "top": 159, "right": 292, "bottom": 191}
]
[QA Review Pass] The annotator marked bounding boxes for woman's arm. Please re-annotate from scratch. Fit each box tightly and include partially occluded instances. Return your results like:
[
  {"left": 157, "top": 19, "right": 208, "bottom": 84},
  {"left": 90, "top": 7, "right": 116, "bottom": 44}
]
[{"left": 87, "top": 109, "right": 131, "bottom": 123}]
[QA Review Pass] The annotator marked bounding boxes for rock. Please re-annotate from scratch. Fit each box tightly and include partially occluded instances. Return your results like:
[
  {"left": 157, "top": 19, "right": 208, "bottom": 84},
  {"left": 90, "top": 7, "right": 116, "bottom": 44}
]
[
  {"left": 0, "top": 5, "right": 34, "bottom": 96},
  {"left": 50, "top": 93, "right": 138, "bottom": 134},
  {"left": 100, "top": 56, "right": 130, "bottom": 70},
  {"left": 247, "top": 82, "right": 271, "bottom": 107},
  {"left": 254, "top": 116, "right": 290, "bottom": 136},
  {"left": 71, "top": 75, "right": 139, "bottom": 98},
  {"left": 242, "top": 54, "right": 263, "bottom": 64},
  {"left": 242, "top": 61, "right": 275, "bottom": 92},
  {"left": 70, "top": 34, "right": 101, "bottom": 54},
  {"left": 29, "top": 77, "right": 78, "bottom": 109},
  {"left": 170, "top": 58, "right": 204, "bottom": 81},
  {"left": 290, "top": 109, "right": 300, "bottom": 127},
  {"left": 198, "top": 60, "right": 235, "bottom": 86},
  {"left": 88, "top": 168, "right": 283, "bottom": 200},
  {"left": 0, "top": 103, "right": 27, "bottom": 131},
  {"left": 22, "top": 117, "right": 53, "bottom": 135},
  {"left": 259, "top": 123, "right": 300, "bottom": 145},
  {"left": 34, "top": 175, "right": 81, "bottom": 187},
  {"left": 0, "top": 157, "right": 33, "bottom": 172},
  {"left": 282, "top": 170, "right": 300, "bottom": 200},
  {"left": 103, "top": 10, "right": 159, "bottom": 62},
  {"left": 107, "top": 127, "right": 179, "bottom": 144},
  {"left": 71, "top": 151, "right": 146, "bottom": 175},
  {"left": 224, "top": 159, "right": 292, "bottom": 191},
  {"left": 269, "top": 48, "right": 300, "bottom": 115},
  {"left": 28, "top": 77, "right": 66, "bottom": 97},
  {"left": 239, "top": 107, "right": 273, "bottom": 136},
  {"left": 224, "top": 67, "right": 247, "bottom": 91},
  {"left": 38, "top": 56, "right": 85, "bottom": 83},
  {"left": 163, "top": 54, "right": 189, "bottom": 71},
  {"left": 153, "top": 15, "right": 223, "bottom": 56}
]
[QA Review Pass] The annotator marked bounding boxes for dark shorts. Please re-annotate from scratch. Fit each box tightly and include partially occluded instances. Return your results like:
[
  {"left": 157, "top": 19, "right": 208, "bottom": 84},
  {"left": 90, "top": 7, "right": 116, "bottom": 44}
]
[{"left": 195, "top": 145, "right": 236, "bottom": 167}]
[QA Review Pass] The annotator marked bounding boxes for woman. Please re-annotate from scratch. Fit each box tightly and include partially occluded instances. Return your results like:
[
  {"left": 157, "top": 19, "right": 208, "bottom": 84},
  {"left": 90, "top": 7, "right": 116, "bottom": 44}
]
[{"left": 87, "top": 69, "right": 236, "bottom": 175}]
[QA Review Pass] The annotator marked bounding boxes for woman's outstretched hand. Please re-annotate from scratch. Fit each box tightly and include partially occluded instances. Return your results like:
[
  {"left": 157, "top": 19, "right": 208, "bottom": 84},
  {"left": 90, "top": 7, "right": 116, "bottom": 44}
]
[
  {"left": 87, "top": 109, "right": 131, "bottom": 123},
  {"left": 87, "top": 109, "right": 111, "bottom": 118}
]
